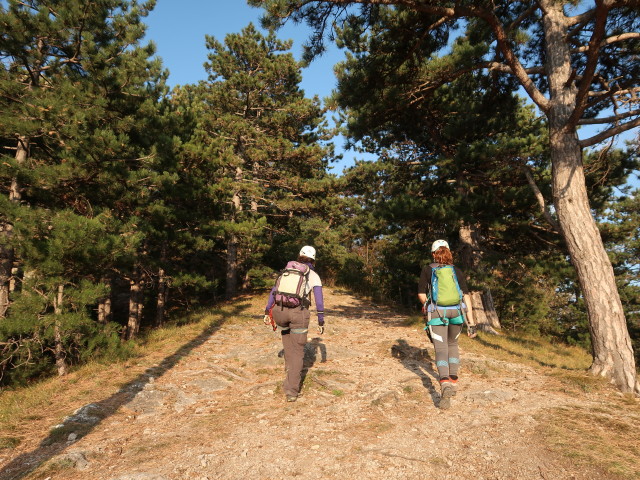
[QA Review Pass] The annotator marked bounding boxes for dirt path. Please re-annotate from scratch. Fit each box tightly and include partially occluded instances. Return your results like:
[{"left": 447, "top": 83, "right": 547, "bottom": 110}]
[{"left": 0, "top": 289, "right": 619, "bottom": 480}]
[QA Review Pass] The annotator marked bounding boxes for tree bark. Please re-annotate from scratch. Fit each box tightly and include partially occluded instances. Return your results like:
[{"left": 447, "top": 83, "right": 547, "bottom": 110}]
[
  {"left": 551, "top": 128, "right": 637, "bottom": 392},
  {"left": 225, "top": 167, "right": 243, "bottom": 300},
  {"left": 226, "top": 236, "right": 238, "bottom": 299},
  {"left": 155, "top": 267, "right": 167, "bottom": 328},
  {"left": 9, "top": 135, "right": 28, "bottom": 203},
  {"left": 469, "top": 291, "right": 501, "bottom": 335},
  {"left": 458, "top": 223, "right": 501, "bottom": 333},
  {"left": 543, "top": 5, "right": 638, "bottom": 393},
  {"left": 482, "top": 289, "right": 501, "bottom": 331},
  {"left": 53, "top": 284, "right": 67, "bottom": 376},
  {"left": 97, "top": 277, "right": 112, "bottom": 324},
  {"left": 124, "top": 270, "right": 144, "bottom": 340},
  {"left": 1, "top": 136, "right": 29, "bottom": 318},
  {"left": 458, "top": 222, "right": 482, "bottom": 270},
  {"left": 0, "top": 225, "right": 13, "bottom": 318}
]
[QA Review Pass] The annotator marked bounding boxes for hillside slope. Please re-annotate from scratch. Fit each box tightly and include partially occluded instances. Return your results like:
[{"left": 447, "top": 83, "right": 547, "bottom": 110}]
[{"left": 0, "top": 289, "right": 636, "bottom": 480}]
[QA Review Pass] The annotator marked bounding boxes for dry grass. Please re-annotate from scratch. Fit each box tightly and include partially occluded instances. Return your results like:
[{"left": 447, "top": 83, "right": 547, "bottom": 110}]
[
  {"left": 0, "top": 299, "right": 253, "bottom": 456},
  {"left": 537, "top": 401, "right": 640, "bottom": 479},
  {"left": 463, "top": 331, "right": 592, "bottom": 371}
]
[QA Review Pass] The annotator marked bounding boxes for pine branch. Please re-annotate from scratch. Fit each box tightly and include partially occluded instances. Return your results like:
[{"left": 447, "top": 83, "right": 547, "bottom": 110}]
[
  {"left": 579, "top": 116, "right": 640, "bottom": 148},
  {"left": 578, "top": 108, "right": 640, "bottom": 125},
  {"left": 568, "top": 1, "right": 611, "bottom": 128},
  {"left": 518, "top": 163, "right": 560, "bottom": 232},
  {"left": 571, "top": 33, "right": 640, "bottom": 53}
]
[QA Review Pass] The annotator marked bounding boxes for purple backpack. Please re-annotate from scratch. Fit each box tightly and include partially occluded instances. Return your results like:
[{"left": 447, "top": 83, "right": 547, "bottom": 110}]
[{"left": 273, "top": 261, "right": 310, "bottom": 308}]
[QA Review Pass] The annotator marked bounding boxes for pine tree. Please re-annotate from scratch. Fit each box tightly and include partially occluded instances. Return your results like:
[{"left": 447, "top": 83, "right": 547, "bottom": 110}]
[
  {"left": 0, "top": 0, "right": 169, "bottom": 378},
  {"left": 178, "top": 24, "right": 334, "bottom": 299}
]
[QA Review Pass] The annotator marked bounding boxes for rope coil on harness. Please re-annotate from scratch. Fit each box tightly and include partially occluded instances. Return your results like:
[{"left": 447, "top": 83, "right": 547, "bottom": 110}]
[{"left": 277, "top": 326, "right": 308, "bottom": 334}]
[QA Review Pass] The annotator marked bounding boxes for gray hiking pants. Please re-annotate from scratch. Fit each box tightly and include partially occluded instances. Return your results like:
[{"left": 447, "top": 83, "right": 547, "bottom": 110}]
[
  {"left": 273, "top": 306, "right": 310, "bottom": 397},
  {"left": 428, "top": 323, "right": 463, "bottom": 379}
]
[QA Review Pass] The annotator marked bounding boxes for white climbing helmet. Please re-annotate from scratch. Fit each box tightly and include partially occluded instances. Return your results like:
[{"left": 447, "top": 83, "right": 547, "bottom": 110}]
[
  {"left": 431, "top": 239, "right": 450, "bottom": 253},
  {"left": 299, "top": 245, "right": 316, "bottom": 260}
]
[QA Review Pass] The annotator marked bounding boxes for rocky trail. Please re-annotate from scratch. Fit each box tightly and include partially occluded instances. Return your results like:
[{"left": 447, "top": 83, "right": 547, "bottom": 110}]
[{"left": 0, "top": 289, "right": 626, "bottom": 480}]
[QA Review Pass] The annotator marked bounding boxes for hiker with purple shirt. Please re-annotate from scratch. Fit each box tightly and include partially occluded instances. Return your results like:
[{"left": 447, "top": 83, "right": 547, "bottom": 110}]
[{"left": 263, "top": 246, "right": 325, "bottom": 402}]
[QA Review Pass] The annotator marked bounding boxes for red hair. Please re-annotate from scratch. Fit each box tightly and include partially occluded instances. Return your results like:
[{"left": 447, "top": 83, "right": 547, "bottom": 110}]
[{"left": 433, "top": 247, "right": 453, "bottom": 265}]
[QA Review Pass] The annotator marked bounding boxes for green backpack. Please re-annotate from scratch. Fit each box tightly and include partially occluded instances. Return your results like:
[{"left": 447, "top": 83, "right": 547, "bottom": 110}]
[{"left": 429, "top": 263, "right": 463, "bottom": 307}]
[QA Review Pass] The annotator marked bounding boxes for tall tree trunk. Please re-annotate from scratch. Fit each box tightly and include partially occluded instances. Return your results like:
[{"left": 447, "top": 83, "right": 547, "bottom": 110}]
[
  {"left": 1, "top": 136, "right": 29, "bottom": 317},
  {"left": 225, "top": 168, "right": 243, "bottom": 300},
  {"left": 155, "top": 267, "right": 167, "bottom": 328},
  {"left": 458, "top": 222, "right": 482, "bottom": 270},
  {"left": 9, "top": 135, "right": 28, "bottom": 203},
  {"left": 97, "top": 277, "right": 112, "bottom": 324},
  {"left": 0, "top": 225, "right": 13, "bottom": 318},
  {"left": 53, "top": 284, "right": 67, "bottom": 376},
  {"left": 9, "top": 265, "right": 20, "bottom": 293},
  {"left": 482, "top": 289, "right": 501, "bottom": 331},
  {"left": 543, "top": 6, "right": 638, "bottom": 393},
  {"left": 551, "top": 128, "right": 637, "bottom": 392},
  {"left": 124, "top": 269, "right": 144, "bottom": 340},
  {"left": 226, "top": 235, "right": 238, "bottom": 299},
  {"left": 458, "top": 223, "right": 501, "bottom": 333}
]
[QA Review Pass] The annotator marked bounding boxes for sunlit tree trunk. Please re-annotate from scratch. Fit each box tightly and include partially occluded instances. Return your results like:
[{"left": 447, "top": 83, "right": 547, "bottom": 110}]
[
  {"left": 226, "top": 235, "right": 239, "bottom": 299},
  {"left": 97, "top": 277, "right": 112, "bottom": 324},
  {"left": 1, "top": 136, "right": 29, "bottom": 317},
  {"left": 124, "top": 269, "right": 144, "bottom": 340},
  {"left": 458, "top": 223, "right": 501, "bottom": 333},
  {"left": 155, "top": 267, "right": 167, "bottom": 328},
  {"left": 53, "top": 284, "right": 67, "bottom": 376},
  {"left": 0, "top": 226, "right": 12, "bottom": 318},
  {"left": 543, "top": 5, "right": 638, "bottom": 393},
  {"left": 226, "top": 168, "right": 243, "bottom": 299}
]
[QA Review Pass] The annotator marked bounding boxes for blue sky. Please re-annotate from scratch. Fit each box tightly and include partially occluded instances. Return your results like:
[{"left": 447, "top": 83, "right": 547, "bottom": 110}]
[
  {"left": 144, "top": 1, "right": 341, "bottom": 98},
  {"left": 144, "top": 0, "right": 355, "bottom": 172}
]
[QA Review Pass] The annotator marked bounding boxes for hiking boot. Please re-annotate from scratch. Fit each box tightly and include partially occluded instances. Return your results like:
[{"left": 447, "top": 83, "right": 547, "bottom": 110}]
[
  {"left": 286, "top": 395, "right": 297, "bottom": 402},
  {"left": 439, "top": 382, "right": 454, "bottom": 409},
  {"left": 439, "top": 395, "right": 451, "bottom": 410},
  {"left": 449, "top": 378, "right": 458, "bottom": 396}
]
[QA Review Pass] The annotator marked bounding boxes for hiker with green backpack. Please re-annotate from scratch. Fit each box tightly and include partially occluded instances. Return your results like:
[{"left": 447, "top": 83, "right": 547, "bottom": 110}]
[
  {"left": 263, "top": 246, "right": 325, "bottom": 403},
  {"left": 418, "top": 239, "right": 477, "bottom": 410}
]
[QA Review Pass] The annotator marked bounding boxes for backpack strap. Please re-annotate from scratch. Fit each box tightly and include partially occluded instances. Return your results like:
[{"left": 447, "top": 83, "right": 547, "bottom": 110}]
[
  {"left": 449, "top": 265, "right": 464, "bottom": 303},
  {"left": 298, "top": 266, "right": 311, "bottom": 309}
]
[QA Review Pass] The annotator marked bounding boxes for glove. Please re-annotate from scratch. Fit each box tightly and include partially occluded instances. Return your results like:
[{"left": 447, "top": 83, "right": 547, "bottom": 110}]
[
  {"left": 263, "top": 314, "right": 271, "bottom": 326},
  {"left": 467, "top": 325, "right": 477, "bottom": 338}
]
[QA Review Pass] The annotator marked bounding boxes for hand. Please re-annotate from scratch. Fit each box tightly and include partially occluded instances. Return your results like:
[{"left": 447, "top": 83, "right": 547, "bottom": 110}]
[
  {"left": 467, "top": 325, "right": 477, "bottom": 338},
  {"left": 317, "top": 324, "right": 324, "bottom": 335},
  {"left": 263, "top": 314, "right": 271, "bottom": 326},
  {"left": 422, "top": 302, "right": 428, "bottom": 315}
]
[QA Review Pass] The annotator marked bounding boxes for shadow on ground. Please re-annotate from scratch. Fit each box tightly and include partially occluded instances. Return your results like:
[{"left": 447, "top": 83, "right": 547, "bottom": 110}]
[
  {"left": 0, "top": 303, "right": 250, "bottom": 480},
  {"left": 328, "top": 302, "right": 410, "bottom": 328},
  {"left": 391, "top": 339, "right": 440, "bottom": 407}
]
